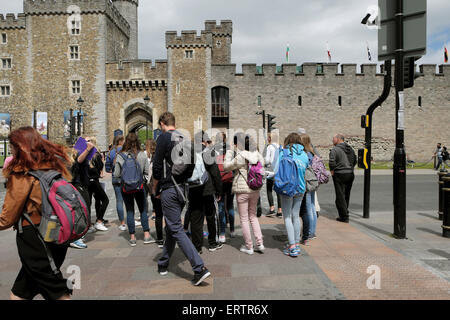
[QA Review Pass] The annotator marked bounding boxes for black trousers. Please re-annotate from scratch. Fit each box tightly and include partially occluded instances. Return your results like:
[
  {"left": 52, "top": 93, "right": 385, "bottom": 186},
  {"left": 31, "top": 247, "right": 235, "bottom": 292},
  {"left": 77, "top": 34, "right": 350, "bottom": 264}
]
[
  {"left": 73, "top": 183, "right": 91, "bottom": 224},
  {"left": 12, "top": 226, "right": 72, "bottom": 300},
  {"left": 266, "top": 178, "right": 281, "bottom": 209},
  {"left": 332, "top": 172, "right": 355, "bottom": 220},
  {"left": 151, "top": 195, "right": 164, "bottom": 241},
  {"left": 188, "top": 189, "right": 217, "bottom": 251},
  {"left": 88, "top": 179, "right": 109, "bottom": 222}
]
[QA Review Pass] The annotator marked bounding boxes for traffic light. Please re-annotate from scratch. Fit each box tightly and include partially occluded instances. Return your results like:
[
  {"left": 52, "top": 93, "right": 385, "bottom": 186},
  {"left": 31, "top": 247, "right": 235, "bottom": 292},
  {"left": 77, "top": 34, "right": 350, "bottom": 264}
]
[
  {"left": 267, "top": 114, "right": 276, "bottom": 133},
  {"left": 403, "top": 57, "right": 422, "bottom": 89}
]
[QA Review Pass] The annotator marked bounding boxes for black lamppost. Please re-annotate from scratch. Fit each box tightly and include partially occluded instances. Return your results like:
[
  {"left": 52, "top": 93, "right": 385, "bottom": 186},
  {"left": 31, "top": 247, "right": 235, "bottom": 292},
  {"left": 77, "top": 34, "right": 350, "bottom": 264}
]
[
  {"left": 144, "top": 95, "right": 150, "bottom": 140},
  {"left": 76, "top": 96, "right": 84, "bottom": 137}
]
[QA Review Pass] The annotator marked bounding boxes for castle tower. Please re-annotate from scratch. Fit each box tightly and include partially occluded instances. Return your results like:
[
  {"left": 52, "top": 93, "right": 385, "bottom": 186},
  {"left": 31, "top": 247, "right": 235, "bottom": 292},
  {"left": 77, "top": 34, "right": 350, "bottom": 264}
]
[
  {"left": 166, "top": 30, "right": 213, "bottom": 134},
  {"left": 204, "top": 20, "right": 232, "bottom": 64},
  {"left": 112, "top": 0, "right": 138, "bottom": 59}
]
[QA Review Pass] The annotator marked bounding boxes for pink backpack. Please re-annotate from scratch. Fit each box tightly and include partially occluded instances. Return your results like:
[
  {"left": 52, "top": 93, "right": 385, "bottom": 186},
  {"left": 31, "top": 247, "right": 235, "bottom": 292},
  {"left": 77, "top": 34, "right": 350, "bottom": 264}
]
[
  {"left": 247, "top": 161, "right": 264, "bottom": 190},
  {"left": 311, "top": 155, "right": 330, "bottom": 185}
]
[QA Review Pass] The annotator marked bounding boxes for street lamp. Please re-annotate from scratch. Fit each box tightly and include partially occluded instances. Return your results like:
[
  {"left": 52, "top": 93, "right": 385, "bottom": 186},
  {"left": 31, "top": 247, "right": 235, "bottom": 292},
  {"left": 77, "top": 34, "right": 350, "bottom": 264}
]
[
  {"left": 76, "top": 96, "right": 84, "bottom": 137},
  {"left": 144, "top": 95, "right": 150, "bottom": 140}
]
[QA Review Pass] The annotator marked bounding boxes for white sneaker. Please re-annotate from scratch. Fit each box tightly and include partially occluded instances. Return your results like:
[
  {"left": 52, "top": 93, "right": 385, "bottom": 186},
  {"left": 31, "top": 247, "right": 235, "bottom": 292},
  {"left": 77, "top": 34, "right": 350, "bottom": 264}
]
[
  {"left": 218, "top": 235, "right": 226, "bottom": 243},
  {"left": 240, "top": 245, "right": 254, "bottom": 255},
  {"left": 118, "top": 224, "right": 127, "bottom": 231},
  {"left": 135, "top": 220, "right": 142, "bottom": 227},
  {"left": 87, "top": 225, "right": 96, "bottom": 234},
  {"left": 94, "top": 222, "right": 108, "bottom": 232},
  {"left": 254, "top": 244, "right": 265, "bottom": 253},
  {"left": 230, "top": 231, "right": 235, "bottom": 238}
]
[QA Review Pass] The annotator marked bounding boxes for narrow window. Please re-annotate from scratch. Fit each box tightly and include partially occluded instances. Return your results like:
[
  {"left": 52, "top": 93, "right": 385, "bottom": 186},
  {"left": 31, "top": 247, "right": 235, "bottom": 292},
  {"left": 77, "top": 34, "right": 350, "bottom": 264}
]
[
  {"left": 257, "top": 95, "right": 262, "bottom": 107},
  {"left": 71, "top": 20, "right": 81, "bottom": 35},
  {"left": 71, "top": 80, "right": 81, "bottom": 94},
  {"left": 212, "top": 86, "right": 229, "bottom": 118},
  {"left": 185, "top": 50, "right": 193, "bottom": 59},
  {"left": 298, "top": 96, "right": 302, "bottom": 107},
  {"left": 176, "top": 81, "right": 180, "bottom": 94},
  {"left": 338, "top": 96, "right": 342, "bottom": 107},
  {"left": 69, "top": 45, "right": 79, "bottom": 60},
  {"left": 418, "top": 96, "right": 422, "bottom": 107},
  {"left": 1, "top": 33, "right": 6, "bottom": 44},
  {"left": 0, "top": 85, "right": 11, "bottom": 96},
  {"left": 2, "top": 58, "right": 12, "bottom": 69}
]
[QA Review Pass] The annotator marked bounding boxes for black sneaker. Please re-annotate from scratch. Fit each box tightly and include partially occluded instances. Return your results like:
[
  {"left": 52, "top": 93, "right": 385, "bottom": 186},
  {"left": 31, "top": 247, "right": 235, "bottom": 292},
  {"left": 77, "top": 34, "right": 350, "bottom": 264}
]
[
  {"left": 208, "top": 242, "right": 224, "bottom": 252},
  {"left": 336, "top": 217, "right": 349, "bottom": 223},
  {"left": 266, "top": 210, "right": 276, "bottom": 217},
  {"left": 276, "top": 212, "right": 283, "bottom": 219},
  {"left": 257, "top": 209, "right": 262, "bottom": 217},
  {"left": 192, "top": 267, "right": 211, "bottom": 286},
  {"left": 197, "top": 248, "right": 203, "bottom": 255},
  {"left": 156, "top": 240, "right": 164, "bottom": 248},
  {"left": 158, "top": 265, "right": 168, "bottom": 276},
  {"left": 101, "top": 219, "right": 109, "bottom": 224}
]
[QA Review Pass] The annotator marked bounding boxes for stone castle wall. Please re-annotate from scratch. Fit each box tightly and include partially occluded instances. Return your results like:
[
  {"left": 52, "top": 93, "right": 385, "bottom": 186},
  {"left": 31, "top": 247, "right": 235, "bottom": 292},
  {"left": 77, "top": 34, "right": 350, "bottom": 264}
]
[{"left": 211, "top": 63, "right": 450, "bottom": 161}]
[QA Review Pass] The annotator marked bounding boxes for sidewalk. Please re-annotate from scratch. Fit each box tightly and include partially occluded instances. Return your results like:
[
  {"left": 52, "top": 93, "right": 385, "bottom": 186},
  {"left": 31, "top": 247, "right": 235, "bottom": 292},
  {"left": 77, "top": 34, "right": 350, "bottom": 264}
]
[{"left": 354, "top": 169, "right": 439, "bottom": 176}]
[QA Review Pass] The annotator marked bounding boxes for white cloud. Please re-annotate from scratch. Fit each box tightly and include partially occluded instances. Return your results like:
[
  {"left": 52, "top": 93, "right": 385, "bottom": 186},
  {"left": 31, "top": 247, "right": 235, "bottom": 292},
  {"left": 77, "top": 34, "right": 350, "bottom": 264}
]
[{"left": 1, "top": 0, "right": 448, "bottom": 67}]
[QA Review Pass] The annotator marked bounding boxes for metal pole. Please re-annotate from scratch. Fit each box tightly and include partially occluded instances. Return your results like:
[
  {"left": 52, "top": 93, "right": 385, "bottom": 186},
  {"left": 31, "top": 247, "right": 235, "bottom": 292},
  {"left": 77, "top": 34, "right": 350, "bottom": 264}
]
[
  {"left": 363, "top": 60, "right": 392, "bottom": 219},
  {"left": 77, "top": 110, "right": 81, "bottom": 137},
  {"left": 393, "top": 0, "right": 406, "bottom": 239},
  {"left": 69, "top": 109, "right": 73, "bottom": 144},
  {"left": 262, "top": 110, "right": 266, "bottom": 130}
]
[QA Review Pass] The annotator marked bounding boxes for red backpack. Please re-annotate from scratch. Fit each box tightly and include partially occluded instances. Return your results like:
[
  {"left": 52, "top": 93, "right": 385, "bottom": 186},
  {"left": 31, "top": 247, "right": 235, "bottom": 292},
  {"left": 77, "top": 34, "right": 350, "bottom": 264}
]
[{"left": 216, "top": 154, "right": 233, "bottom": 183}]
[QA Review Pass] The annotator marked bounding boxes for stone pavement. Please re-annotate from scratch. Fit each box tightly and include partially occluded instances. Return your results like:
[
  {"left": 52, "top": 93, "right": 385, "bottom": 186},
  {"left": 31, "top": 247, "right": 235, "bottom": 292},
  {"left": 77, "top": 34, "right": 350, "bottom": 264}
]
[{"left": 0, "top": 172, "right": 449, "bottom": 300}]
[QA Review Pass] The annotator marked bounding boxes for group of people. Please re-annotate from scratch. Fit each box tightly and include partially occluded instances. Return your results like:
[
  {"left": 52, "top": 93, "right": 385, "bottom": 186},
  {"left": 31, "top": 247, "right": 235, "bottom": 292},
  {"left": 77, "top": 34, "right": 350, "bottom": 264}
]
[
  {"left": 0, "top": 111, "right": 357, "bottom": 300},
  {"left": 434, "top": 143, "right": 450, "bottom": 171}
]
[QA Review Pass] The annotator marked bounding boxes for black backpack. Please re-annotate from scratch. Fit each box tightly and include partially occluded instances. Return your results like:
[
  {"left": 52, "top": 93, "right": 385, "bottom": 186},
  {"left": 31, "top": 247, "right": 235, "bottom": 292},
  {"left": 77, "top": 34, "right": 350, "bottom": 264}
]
[{"left": 164, "top": 130, "right": 195, "bottom": 183}]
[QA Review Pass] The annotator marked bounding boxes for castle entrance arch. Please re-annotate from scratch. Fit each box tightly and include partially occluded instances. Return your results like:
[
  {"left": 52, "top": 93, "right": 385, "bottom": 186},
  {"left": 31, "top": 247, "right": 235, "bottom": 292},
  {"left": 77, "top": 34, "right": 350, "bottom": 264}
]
[{"left": 123, "top": 98, "right": 153, "bottom": 139}]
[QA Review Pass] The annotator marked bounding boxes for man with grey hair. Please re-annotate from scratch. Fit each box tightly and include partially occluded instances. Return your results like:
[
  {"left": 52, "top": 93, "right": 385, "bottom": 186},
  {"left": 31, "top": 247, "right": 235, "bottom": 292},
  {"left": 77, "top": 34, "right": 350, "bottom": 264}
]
[{"left": 329, "top": 134, "right": 357, "bottom": 223}]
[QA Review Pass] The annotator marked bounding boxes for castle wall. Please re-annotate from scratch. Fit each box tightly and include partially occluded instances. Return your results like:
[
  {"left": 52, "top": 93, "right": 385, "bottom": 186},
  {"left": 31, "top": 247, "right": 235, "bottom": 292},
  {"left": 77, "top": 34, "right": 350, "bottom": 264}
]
[
  {"left": 112, "top": 0, "right": 138, "bottom": 59},
  {"left": 106, "top": 59, "right": 168, "bottom": 144},
  {"left": 0, "top": 14, "right": 29, "bottom": 132},
  {"left": 212, "top": 63, "right": 450, "bottom": 161}
]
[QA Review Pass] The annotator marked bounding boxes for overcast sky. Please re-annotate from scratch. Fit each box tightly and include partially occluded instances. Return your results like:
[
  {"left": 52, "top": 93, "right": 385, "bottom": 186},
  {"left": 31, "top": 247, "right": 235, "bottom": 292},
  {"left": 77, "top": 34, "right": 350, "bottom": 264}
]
[{"left": 2, "top": 0, "right": 449, "bottom": 71}]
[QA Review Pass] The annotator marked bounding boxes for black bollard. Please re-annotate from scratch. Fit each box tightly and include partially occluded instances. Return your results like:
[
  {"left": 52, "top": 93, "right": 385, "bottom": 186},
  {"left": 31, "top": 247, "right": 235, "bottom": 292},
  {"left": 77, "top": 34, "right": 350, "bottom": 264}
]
[
  {"left": 438, "top": 172, "right": 447, "bottom": 221},
  {"left": 442, "top": 176, "right": 450, "bottom": 238}
]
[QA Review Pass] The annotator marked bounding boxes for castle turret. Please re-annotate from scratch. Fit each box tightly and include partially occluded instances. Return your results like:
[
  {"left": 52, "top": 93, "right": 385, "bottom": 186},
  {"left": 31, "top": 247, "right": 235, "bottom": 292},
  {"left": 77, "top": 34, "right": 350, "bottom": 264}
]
[
  {"left": 112, "top": 0, "right": 138, "bottom": 59},
  {"left": 204, "top": 20, "right": 232, "bottom": 64}
]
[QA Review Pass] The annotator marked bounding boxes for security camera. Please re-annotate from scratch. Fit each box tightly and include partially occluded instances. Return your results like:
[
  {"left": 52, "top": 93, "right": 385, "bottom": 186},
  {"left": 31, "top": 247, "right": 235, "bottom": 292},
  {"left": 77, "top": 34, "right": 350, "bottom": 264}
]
[{"left": 361, "top": 5, "right": 379, "bottom": 27}]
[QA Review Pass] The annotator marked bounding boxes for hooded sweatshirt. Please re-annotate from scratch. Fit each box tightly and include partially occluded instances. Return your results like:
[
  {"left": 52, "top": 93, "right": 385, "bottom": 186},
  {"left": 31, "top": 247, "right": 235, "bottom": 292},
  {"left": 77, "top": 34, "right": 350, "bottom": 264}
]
[
  {"left": 329, "top": 142, "right": 357, "bottom": 174},
  {"left": 223, "top": 149, "right": 265, "bottom": 194},
  {"left": 273, "top": 144, "right": 309, "bottom": 195}
]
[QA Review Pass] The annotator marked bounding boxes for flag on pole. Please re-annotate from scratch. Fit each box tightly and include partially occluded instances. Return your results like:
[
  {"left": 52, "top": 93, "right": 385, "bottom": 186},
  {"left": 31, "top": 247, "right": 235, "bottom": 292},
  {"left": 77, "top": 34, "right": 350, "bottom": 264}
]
[
  {"left": 367, "top": 42, "right": 372, "bottom": 61},
  {"left": 286, "top": 44, "right": 290, "bottom": 62},
  {"left": 326, "top": 42, "right": 331, "bottom": 63},
  {"left": 445, "top": 46, "right": 448, "bottom": 63}
]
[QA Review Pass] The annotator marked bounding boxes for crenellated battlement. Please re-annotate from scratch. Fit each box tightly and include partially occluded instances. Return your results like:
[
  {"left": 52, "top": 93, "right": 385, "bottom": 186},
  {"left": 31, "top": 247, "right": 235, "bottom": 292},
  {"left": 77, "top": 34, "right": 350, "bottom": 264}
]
[
  {"left": 106, "top": 59, "right": 168, "bottom": 89},
  {"left": 23, "top": 0, "right": 130, "bottom": 36},
  {"left": 112, "top": 0, "right": 138, "bottom": 5},
  {"left": 165, "top": 30, "right": 213, "bottom": 48},
  {"left": 212, "top": 63, "right": 449, "bottom": 79},
  {"left": 0, "top": 13, "right": 26, "bottom": 30},
  {"left": 204, "top": 20, "right": 232, "bottom": 36}
]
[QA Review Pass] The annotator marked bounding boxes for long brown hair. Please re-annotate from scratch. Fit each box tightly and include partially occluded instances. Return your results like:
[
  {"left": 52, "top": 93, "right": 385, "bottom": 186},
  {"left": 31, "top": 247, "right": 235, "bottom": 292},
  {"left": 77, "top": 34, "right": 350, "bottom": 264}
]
[
  {"left": 283, "top": 133, "right": 302, "bottom": 150},
  {"left": 299, "top": 134, "right": 315, "bottom": 155},
  {"left": 122, "top": 132, "right": 141, "bottom": 154},
  {"left": 4, "top": 127, "right": 72, "bottom": 180},
  {"left": 145, "top": 139, "right": 157, "bottom": 157}
]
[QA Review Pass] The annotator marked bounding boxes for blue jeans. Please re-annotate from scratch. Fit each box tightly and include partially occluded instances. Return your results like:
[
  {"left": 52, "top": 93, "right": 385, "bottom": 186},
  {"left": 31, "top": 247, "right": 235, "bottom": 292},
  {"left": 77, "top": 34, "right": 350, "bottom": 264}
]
[
  {"left": 218, "top": 183, "right": 235, "bottom": 236},
  {"left": 113, "top": 184, "right": 125, "bottom": 223},
  {"left": 280, "top": 194, "right": 304, "bottom": 246},
  {"left": 301, "top": 191, "right": 317, "bottom": 240},
  {"left": 122, "top": 189, "right": 150, "bottom": 234}
]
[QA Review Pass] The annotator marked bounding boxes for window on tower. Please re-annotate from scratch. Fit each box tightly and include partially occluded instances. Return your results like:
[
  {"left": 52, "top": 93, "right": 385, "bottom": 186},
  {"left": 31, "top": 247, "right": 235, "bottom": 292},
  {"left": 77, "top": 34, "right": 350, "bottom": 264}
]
[
  {"left": 185, "top": 50, "right": 193, "bottom": 59},
  {"left": 212, "top": 86, "right": 229, "bottom": 118}
]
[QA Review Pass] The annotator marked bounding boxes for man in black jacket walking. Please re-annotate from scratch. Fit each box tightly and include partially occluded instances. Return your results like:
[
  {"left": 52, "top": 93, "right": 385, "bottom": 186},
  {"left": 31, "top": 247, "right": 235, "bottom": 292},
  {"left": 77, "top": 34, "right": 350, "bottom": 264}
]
[
  {"left": 188, "top": 131, "right": 224, "bottom": 253},
  {"left": 329, "top": 134, "right": 357, "bottom": 223}
]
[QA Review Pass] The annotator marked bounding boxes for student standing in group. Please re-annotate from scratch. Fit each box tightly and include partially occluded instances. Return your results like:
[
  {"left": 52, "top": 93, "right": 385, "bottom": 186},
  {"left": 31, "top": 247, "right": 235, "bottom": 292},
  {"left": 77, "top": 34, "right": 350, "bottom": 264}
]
[
  {"left": 224, "top": 133, "right": 265, "bottom": 255},
  {"left": 152, "top": 112, "right": 211, "bottom": 286},
  {"left": 299, "top": 134, "right": 318, "bottom": 245},
  {"left": 146, "top": 139, "right": 164, "bottom": 247},
  {"left": 188, "top": 131, "right": 223, "bottom": 253},
  {"left": 113, "top": 132, "right": 153, "bottom": 246},
  {"left": 216, "top": 133, "right": 235, "bottom": 243},
  {"left": 274, "top": 133, "right": 309, "bottom": 257},
  {"left": 264, "top": 132, "right": 282, "bottom": 218},
  {"left": 69, "top": 137, "right": 94, "bottom": 249},
  {"left": 0, "top": 127, "right": 73, "bottom": 300},
  {"left": 87, "top": 137, "right": 109, "bottom": 232},
  {"left": 329, "top": 134, "right": 357, "bottom": 223}
]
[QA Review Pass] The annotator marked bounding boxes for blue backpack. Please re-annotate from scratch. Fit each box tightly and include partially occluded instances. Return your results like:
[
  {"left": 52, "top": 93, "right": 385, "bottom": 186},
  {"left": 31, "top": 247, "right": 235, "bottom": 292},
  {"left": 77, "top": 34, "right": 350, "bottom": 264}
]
[
  {"left": 105, "top": 146, "right": 121, "bottom": 173},
  {"left": 119, "top": 153, "right": 144, "bottom": 194},
  {"left": 274, "top": 148, "right": 304, "bottom": 197}
]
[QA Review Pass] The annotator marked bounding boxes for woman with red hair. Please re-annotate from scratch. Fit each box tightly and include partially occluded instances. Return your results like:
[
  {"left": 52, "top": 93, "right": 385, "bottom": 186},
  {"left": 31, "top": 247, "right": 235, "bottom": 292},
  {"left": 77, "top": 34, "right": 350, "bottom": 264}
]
[{"left": 0, "top": 127, "right": 73, "bottom": 300}]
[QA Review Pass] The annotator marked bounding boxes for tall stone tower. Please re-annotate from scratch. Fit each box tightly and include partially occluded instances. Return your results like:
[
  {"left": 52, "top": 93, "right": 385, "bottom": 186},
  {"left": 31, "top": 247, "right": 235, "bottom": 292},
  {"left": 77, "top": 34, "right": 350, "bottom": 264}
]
[
  {"left": 204, "top": 20, "right": 232, "bottom": 64},
  {"left": 112, "top": 0, "right": 138, "bottom": 59}
]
